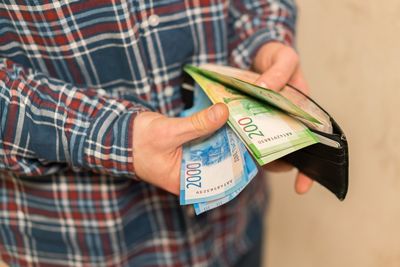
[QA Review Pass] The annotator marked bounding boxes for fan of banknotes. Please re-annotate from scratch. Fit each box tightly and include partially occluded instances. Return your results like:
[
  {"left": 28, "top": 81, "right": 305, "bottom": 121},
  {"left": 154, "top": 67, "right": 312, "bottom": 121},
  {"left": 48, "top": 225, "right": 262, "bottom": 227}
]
[{"left": 180, "top": 64, "right": 332, "bottom": 215}]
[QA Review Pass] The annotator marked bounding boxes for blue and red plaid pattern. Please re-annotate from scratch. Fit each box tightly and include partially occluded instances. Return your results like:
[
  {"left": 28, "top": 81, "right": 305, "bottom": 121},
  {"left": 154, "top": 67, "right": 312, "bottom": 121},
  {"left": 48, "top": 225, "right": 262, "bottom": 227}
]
[{"left": 0, "top": 0, "right": 296, "bottom": 266}]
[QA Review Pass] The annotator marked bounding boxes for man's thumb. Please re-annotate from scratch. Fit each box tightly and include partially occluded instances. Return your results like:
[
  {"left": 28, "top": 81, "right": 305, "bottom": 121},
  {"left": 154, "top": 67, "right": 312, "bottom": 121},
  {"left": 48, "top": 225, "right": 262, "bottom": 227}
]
[{"left": 173, "top": 103, "right": 229, "bottom": 146}]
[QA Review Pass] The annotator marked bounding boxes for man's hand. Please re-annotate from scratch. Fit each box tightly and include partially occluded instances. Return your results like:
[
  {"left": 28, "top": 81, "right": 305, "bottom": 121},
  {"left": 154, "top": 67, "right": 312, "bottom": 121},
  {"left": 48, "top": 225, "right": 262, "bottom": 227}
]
[
  {"left": 133, "top": 103, "right": 229, "bottom": 195},
  {"left": 252, "top": 41, "right": 314, "bottom": 195}
]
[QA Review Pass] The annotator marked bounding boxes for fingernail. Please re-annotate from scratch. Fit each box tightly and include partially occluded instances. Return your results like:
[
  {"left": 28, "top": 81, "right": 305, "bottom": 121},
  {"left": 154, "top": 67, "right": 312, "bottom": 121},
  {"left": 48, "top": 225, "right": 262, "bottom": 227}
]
[
  {"left": 256, "top": 81, "right": 268, "bottom": 88},
  {"left": 208, "top": 105, "right": 221, "bottom": 123}
]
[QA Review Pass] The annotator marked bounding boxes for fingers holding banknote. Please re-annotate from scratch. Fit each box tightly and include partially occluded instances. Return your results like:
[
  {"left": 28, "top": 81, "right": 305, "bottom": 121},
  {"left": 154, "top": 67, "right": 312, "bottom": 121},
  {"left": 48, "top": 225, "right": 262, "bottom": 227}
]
[
  {"left": 253, "top": 42, "right": 308, "bottom": 93},
  {"left": 253, "top": 42, "right": 299, "bottom": 90},
  {"left": 252, "top": 41, "right": 314, "bottom": 194},
  {"left": 133, "top": 103, "right": 229, "bottom": 195}
]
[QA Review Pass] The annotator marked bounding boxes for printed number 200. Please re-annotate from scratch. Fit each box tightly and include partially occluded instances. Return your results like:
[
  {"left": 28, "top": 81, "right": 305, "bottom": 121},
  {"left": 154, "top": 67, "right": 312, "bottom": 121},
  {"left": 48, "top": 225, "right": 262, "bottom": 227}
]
[
  {"left": 186, "top": 163, "right": 202, "bottom": 189},
  {"left": 238, "top": 117, "right": 264, "bottom": 139}
]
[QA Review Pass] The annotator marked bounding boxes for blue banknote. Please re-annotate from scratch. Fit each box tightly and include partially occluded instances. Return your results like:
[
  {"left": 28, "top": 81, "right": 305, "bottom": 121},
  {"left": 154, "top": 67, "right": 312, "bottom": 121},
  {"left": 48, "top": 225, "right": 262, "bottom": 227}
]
[
  {"left": 180, "top": 125, "right": 250, "bottom": 204},
  {"left": 193, "top": 140, "right": 258, "bottom": 214},
  {"left": 179, "top": 85, "right": 258, "bottom": 209}
]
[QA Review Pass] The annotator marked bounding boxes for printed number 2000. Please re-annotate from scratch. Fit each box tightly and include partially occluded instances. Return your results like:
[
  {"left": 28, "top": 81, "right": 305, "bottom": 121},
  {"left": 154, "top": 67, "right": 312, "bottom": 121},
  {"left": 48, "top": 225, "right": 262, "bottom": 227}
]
[{"left": 186, "top": 163, "right": 202, "bottom": 189}]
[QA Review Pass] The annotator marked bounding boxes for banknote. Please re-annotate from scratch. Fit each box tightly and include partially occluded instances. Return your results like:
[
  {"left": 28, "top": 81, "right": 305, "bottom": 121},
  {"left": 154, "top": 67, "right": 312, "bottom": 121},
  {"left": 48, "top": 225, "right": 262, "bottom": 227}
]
[
  {"left": 180, "top": 125, "right": 256, "bottom": 205},
  {"left": 198, "top": 64, "right": 333, "bottom": 133},
  {"left": 228, "top": 97, "right": 318, "bottom": 157},
  {"left": 180, "top": 85, "right": 259, "bottom": 209},
  {"left": 186, "top": 64, "right": 321, "bottom": 125},
  {"left": 193, "top": 185, "right": 245, "bottom": 215},
  {"left": 193, "top": 139, "right": 258, "bottom": 214},
  {"left": 184, "top": 67, "right": 319, "bottom": 166},
  {"left": 226, "top": 121, "right": 317, "bottom": 165}
]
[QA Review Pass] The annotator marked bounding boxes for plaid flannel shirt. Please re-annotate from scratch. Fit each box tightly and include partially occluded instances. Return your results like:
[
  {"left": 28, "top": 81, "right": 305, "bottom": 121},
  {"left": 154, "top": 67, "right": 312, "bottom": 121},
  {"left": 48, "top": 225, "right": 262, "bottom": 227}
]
[{"left": 0, "top": 0, "right": 296, "bottom": 266}]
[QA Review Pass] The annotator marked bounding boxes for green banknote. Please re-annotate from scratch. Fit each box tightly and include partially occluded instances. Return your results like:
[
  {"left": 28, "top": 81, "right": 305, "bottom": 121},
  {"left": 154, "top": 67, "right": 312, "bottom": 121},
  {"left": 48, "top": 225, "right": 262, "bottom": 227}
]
[
  {"left": 185, "top": 64, "right": 321, "bottom": 125},
  {"left": 184, "top": 66, "right": 319, "bottom": 165}
]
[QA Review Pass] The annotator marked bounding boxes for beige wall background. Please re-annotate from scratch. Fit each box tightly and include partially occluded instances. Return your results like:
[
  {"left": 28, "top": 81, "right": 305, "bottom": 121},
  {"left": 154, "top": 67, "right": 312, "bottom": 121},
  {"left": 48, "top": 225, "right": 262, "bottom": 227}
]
[{"left": 264, "top": 0, "right": 400, "bottom": 266}]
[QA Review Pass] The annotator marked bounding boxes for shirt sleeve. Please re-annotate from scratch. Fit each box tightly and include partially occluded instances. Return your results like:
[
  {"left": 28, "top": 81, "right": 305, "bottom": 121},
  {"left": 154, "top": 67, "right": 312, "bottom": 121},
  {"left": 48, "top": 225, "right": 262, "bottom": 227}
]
[
  {"left": 0, "top": 58, "right": 149, "bottom": 178},
  {"left": 228, "top": 0, "right": 297, "bottom": 69}
]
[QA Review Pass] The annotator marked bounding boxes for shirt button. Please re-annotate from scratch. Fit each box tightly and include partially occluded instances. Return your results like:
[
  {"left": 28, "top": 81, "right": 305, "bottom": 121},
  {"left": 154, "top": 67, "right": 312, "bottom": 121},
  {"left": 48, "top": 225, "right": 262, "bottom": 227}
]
[
  {"left": 164, "top": 86, "right": 174, "bottom": 97},
  {"left": 97, "top": 89, "right": 107, "bottom": 95},
  {"left": 148, "top": 14, "right": 160, "bottom": 27},
  {"left": 17, "top": 210, "right": 25, "bottom": 219}
]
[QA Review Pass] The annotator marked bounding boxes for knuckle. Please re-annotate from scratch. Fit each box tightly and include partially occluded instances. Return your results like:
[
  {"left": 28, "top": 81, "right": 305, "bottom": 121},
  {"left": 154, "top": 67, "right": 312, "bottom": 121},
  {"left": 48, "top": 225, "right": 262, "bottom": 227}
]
[
  {"left": 286, "top": 47, "right": 299, "bottom": 63},
  {"left": 190, "top": 113, "right": 208, "bottom": 133},
  {"left": 292, "top": 52, "right": 299, "bottom": 64},
  {"left": 272, "top": 70, "right": 285, "bottom": 81}
]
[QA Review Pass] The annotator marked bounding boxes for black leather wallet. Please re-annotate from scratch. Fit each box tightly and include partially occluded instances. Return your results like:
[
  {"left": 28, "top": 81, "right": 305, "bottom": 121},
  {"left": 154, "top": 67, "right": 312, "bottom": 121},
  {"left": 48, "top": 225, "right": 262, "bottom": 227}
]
[{"left": 281, "top": 85, "right": 349, "bottom": 200}]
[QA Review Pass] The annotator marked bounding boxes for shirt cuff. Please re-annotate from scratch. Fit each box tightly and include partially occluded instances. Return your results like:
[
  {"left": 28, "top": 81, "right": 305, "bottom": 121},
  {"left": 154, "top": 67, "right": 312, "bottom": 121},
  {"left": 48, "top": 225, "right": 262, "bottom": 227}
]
[{"left": 72, "top": 98, "right": 147, "bottom": 178}]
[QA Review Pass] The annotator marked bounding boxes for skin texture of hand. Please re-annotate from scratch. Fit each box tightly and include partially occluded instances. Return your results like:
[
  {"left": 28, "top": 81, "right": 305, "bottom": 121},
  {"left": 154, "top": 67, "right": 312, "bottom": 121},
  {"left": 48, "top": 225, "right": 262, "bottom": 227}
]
[
  {"left": 133, "top": 103, "right": 229, "bottom": 195},
  {"left": 252, "top": 41, "right": 314, "bottom": 195}
]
